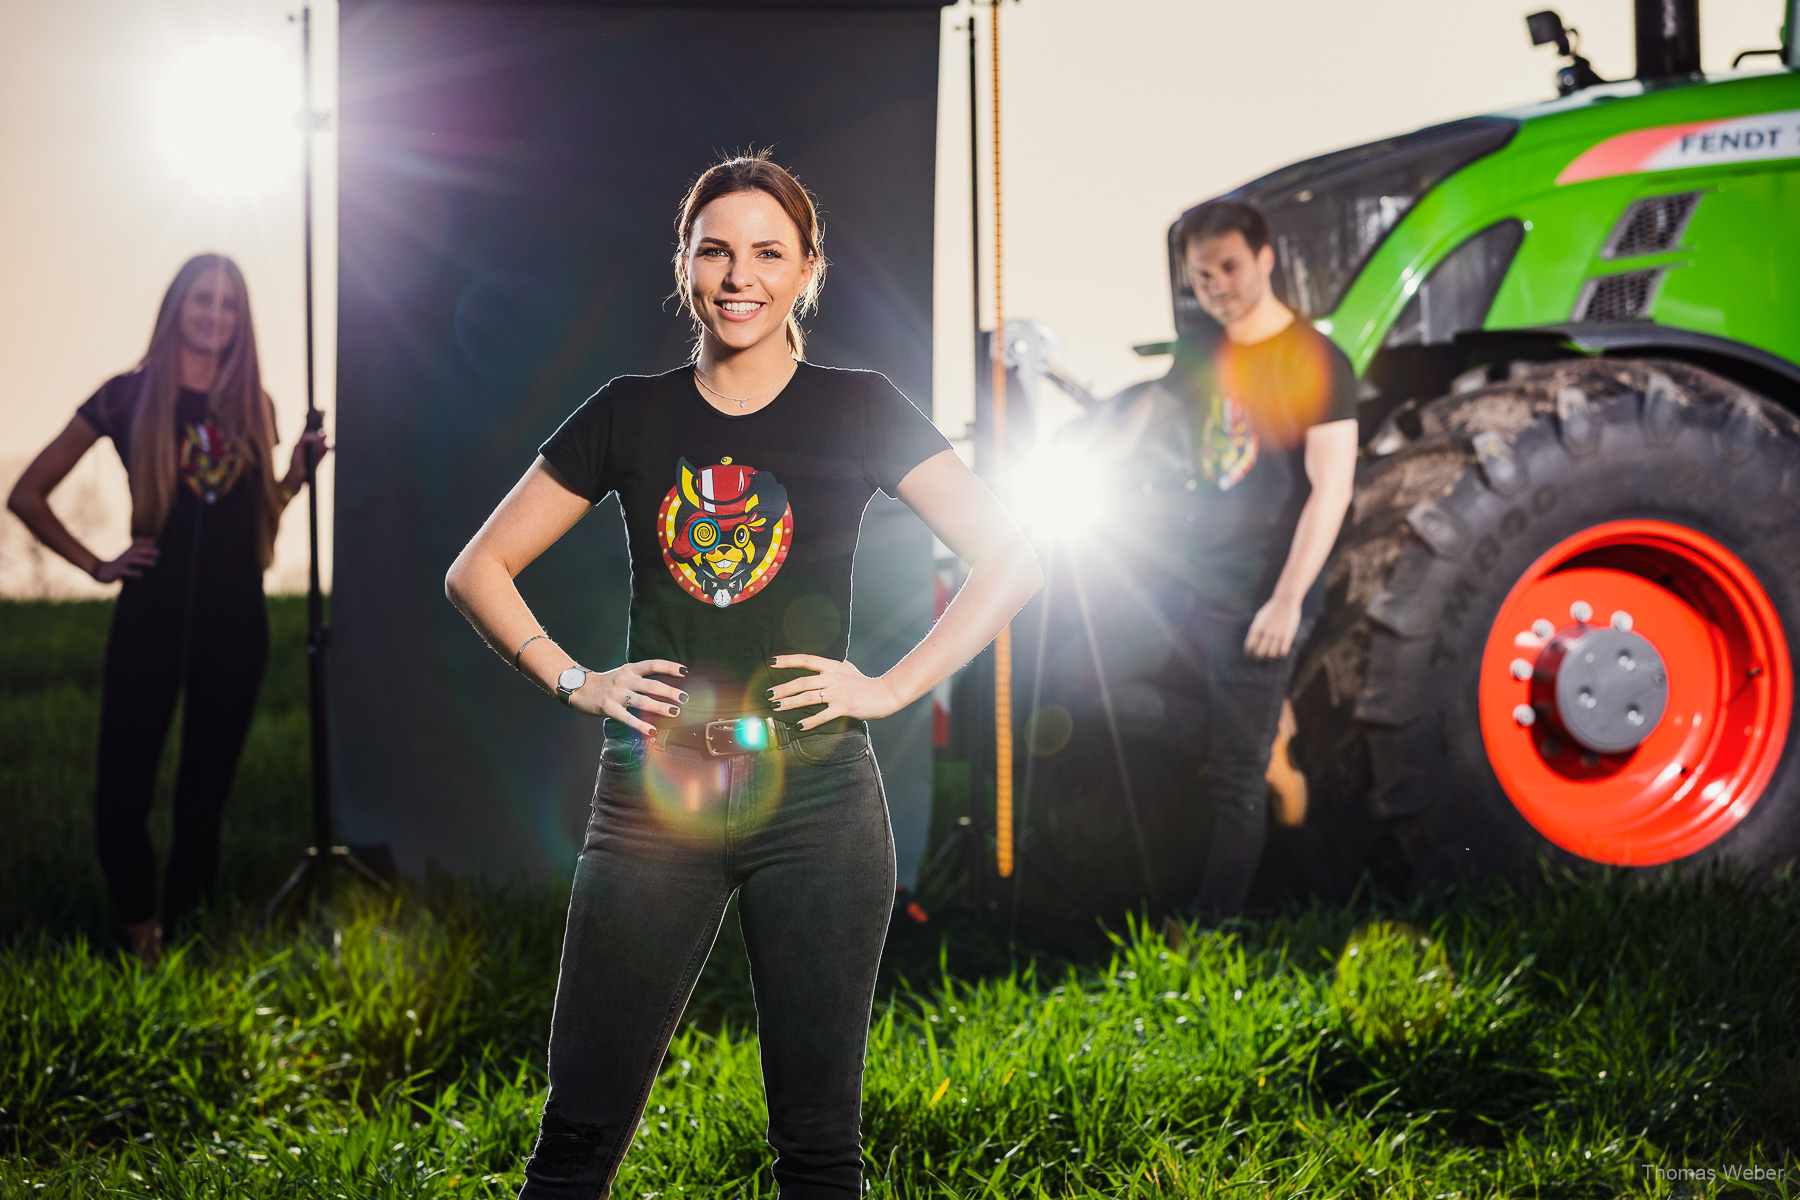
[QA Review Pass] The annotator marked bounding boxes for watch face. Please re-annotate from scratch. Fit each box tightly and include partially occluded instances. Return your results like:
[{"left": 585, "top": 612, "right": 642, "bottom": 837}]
[{"left": 558, "top": 666, "right": 586, "bottom": 692}]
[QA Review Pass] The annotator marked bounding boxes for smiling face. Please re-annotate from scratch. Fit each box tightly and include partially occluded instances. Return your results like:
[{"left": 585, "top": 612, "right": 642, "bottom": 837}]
[
  {"left": 1186, "top": 230, "right": 1275, "bottom": 329},
  {"left": 685, "top": 189, "right": 815, "bottom": 356},
  {"left": 178, "top": 268, "right": 240, "bottom": 357}
]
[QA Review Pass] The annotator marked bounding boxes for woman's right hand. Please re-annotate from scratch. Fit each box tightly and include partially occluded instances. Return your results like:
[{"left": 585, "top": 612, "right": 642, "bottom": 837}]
[
  {"left": 569, "top": 658, "right": 690, "bottom": 735},
  {"left": 93, "top": 537, "right": 159, "bottom": 583}
]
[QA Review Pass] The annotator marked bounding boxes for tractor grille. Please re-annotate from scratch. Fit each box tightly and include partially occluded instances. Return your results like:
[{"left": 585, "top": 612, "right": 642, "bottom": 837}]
[
  {"left": 1603, "top": 191, "right": 1701, "bottom": 258},
  {"left": 1573, "top": 269, "right": 1662, "bottom": 322}
]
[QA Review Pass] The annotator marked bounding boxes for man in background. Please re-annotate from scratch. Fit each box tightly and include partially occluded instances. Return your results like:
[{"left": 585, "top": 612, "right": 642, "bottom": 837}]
[{"left": 1170, "top": 199, "right": 1359, "bottom": 923}]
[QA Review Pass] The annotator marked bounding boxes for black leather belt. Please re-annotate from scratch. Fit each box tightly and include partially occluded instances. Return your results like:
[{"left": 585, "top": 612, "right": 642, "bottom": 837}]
[{"left": 652, "top": 716, "right": 801, "bottom": 757}]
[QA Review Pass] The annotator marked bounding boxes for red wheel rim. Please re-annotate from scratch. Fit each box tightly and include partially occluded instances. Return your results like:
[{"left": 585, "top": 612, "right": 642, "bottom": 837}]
[{"left": 1478, "top": 520, "right": 1790, "bottom": 865}]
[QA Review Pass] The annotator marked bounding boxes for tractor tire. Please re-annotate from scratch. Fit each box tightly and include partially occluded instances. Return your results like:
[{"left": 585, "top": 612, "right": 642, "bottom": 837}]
[{"left": 1288, "top": 357, "right": 1800, "bottom": 892}]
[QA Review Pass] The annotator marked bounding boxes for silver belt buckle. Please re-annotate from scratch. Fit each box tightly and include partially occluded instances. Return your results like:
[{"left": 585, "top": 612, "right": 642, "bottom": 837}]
[{"left": 703, "top": 717, "right": 773, "bottom": 756}]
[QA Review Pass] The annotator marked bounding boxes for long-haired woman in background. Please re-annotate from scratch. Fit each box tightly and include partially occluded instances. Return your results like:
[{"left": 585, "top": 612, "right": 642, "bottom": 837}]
[{"left": 7, "top": 253, "right": 325, "bottom": 967}]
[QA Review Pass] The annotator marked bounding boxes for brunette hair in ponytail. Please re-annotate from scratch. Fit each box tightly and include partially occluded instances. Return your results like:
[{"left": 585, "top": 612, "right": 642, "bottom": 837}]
[{"left": 672, "top": 149, "right": 825, "bottom": 359}]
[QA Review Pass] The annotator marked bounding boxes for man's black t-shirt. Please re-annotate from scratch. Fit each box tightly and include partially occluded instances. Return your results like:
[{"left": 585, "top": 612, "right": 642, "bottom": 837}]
[
  {"left": 76, "top": 373, "right": 264, "bottom": 594},
  {"left": 1167, "top": 318, "right": 1358, "bottom": 613},
  {"left": 539, "top": 361, "right": 950, "bottom": 731}
]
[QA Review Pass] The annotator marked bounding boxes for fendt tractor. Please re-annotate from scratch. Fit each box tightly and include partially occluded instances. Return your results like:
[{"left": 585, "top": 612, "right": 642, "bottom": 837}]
[{"left": 975, "top": 0, "right": 1800, "bottom": 919}]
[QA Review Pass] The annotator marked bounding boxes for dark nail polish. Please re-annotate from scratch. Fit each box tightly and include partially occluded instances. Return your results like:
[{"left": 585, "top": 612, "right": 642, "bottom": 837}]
[
  {"left": 678, "top": 692, "right": 689, "bottom": 702},
  {"left": 765, "top": 687, "right": 776, "bottom": 699},
  {"left": 669, "top": 706, "right": 680, "bottom": 716},
  {"left": 772, "top": 700, "right": 782, "bottom": 710},
  {"left": 768, "top": 657, "right": 779, "bottom": 668},
  {"left": 679, "top": 666, "right": 689, "bottom": 676}
]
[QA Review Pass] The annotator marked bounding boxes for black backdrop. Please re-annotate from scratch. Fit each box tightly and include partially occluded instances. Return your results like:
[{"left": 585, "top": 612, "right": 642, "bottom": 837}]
[{"left": 332, "top": 0, "right": 945, "bottom": 880}]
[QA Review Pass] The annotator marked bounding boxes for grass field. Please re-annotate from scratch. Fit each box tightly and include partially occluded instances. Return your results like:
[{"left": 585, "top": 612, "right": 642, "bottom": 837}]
[{"left": 3, "top": 597, "right": 1799, "bottom": 1197}]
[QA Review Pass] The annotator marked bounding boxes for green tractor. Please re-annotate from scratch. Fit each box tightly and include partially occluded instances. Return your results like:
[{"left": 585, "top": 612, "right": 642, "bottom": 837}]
[
  {"left": 1147, "top": 0, "right": 1800, "bottom": 896},
  {"left": 937, "top": 0, "right": 1800, "bottom": 920}
]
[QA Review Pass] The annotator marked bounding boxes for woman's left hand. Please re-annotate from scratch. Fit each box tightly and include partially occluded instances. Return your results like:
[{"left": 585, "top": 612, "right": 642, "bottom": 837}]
[
  {"left": 767, "top": 654, "right": 900, "bottom": 730},
  {"left": 284, "top": 430, "right": 331, "bottom": 494}
]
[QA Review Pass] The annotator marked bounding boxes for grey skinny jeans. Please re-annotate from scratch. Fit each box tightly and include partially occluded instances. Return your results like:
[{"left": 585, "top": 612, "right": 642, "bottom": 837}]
[{"left": 518, "top": 725, "right": 895, "bottom": 1199}]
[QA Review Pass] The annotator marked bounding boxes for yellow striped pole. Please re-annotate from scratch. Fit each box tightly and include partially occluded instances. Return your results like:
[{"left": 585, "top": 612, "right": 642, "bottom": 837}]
[{"left": 989, "top": 0, "right": 1013, "bottom": 879}]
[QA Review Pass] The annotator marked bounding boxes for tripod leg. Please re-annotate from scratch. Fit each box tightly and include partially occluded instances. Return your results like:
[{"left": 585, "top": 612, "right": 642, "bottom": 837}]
[
  {"left": 264, "top": 850, "right": 322, "bottom": 924},
  {"left": 332, "top": 847, "right": 394, "bottom": 893}
]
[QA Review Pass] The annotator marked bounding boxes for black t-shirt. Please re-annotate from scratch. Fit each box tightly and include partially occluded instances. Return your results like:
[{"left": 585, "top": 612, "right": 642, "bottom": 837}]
[
  {"left": 539, "top": 361, "right": 950, "bottom": 731},
  {"left": 76, "top": 373, "right": 263, "bottom": 592},
  {"left": 1166, "top": 318, "right": 1358, "bottom": 611}
]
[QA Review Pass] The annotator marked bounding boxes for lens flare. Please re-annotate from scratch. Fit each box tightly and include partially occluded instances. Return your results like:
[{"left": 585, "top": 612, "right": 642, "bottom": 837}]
[
  {"left": 1212, "top": 329, "right": 1337, "bottom": 452},
  {"left": 1334, "top": 921, "right": 1454, "bottom": 1044},
  {"left": 1025, "top": 703, "right": 1073, "bottom": 756},
  {"left": 1007, "top": 442, "right": 1106, "bottom": 541},
  {"left": 639, "top": 745, "right": 787, "bottom": 845},
  {"left": 154, "top": 39, "right": 301, "bottom": 198},
  {"left": 782, "top": 594, "right": 842, "bottom": 649}
]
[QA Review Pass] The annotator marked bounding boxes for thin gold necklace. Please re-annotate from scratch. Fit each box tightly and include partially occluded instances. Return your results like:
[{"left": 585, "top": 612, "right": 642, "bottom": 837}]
[{"left": 695, "top": 360, "right": 797, "bottom": 409}]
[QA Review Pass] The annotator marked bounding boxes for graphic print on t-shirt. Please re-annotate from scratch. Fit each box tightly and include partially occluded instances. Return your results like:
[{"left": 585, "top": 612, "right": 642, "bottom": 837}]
[
  {"left": 177, "top": 418, "right": 240, "bottom": 503},
  {"left": 1198, "top": 391, "right": 1258, "bottom": 492},
  {"left": 657, "top": 456, "right": 793, "bottom": 608}
]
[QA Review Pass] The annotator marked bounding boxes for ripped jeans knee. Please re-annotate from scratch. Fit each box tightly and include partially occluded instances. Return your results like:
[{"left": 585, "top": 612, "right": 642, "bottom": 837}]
[{"left": 521, "top": 1107, "right": 615, "bottom": 1196}]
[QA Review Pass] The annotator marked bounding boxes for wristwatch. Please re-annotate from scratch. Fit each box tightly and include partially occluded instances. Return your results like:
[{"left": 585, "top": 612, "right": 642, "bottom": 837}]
[{"left": 556, "top": 665, "right": 590, "bottom": 707}]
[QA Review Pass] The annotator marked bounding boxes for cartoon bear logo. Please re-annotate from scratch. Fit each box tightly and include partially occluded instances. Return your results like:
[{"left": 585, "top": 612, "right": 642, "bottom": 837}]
[{"left": 657, "top": 456, "right": 792, "bottom": 607}]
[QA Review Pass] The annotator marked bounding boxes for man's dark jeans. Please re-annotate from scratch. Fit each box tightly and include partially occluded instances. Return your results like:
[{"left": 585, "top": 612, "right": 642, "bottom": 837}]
[
  {"left": 1046, "top": 583, "right": 1313, "bottom": 920},
  {"left": 1185, "top": 605, "right": 1313, "bottom": 920},
  {"left": 518, "top": 725, "right": 894, "bottom": 1200}
]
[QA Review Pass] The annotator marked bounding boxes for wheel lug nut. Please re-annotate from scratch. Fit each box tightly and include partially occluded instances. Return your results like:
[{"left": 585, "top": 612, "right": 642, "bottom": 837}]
[
  {"left": 1513, "top": 704, "right": 1536, "bottom": 727},
  {"left": 1510, "top": 658, "right": 1533, "bottom": 681},
  {"left": 1627, "top": 707, "right": 1643, "bottom": 725},
  {"left": 1570, "top": 600, "right": 1593, "bottom": 624},
  {"left": 1532, "top": 619, "right": 1555, "bottom": 639},
  {"left": 1611, "top": 610, "right": 1633, "bottom": 632}
]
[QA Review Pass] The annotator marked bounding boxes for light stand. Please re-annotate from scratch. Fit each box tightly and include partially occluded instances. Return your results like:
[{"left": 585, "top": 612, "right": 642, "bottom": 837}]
[
  {"left": 905, "top": 4, "right": 1099, "bottom": 929},
  {"left": 267, "top": 4, "right": 389, "bottom": 922}
]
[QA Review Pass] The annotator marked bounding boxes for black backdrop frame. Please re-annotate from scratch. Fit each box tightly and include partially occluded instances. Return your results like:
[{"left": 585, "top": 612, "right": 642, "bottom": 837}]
[{"left": 332, "top": 0, "right": 948, "bottom": 880}]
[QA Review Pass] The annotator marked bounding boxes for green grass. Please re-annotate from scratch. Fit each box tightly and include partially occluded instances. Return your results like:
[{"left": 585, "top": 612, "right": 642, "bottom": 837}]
[
  {"left": 0, "top": 598, "right": 314, "bottom": 938},
  {"left": 3, "top": 599, "right": 1799, "bottom": 1196}
]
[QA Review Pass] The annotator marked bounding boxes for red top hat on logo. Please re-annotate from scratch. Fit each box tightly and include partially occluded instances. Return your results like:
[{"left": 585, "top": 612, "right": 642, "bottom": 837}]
[
  {"left": 695, "top": 463, "right": 754, "bottom": 514},
  {"left": 671, "top": 459, "right": 765, "bottom": 558}
]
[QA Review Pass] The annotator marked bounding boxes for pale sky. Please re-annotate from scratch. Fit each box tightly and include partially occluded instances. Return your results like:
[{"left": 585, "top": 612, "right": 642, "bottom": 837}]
[{"left": 0, "top": 0, "right": 1781, "bottom": 598}]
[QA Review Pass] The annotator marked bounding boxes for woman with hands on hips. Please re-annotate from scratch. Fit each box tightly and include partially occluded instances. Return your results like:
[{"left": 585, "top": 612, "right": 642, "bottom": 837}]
[
  {"left": 7, "top": 253, "right": 327, "bottom": 967},
  {"left": 444, "top": 151, "right": 1041, "bottom": 1198}
]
